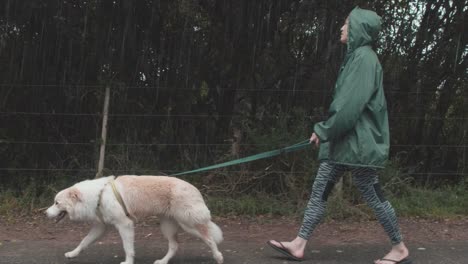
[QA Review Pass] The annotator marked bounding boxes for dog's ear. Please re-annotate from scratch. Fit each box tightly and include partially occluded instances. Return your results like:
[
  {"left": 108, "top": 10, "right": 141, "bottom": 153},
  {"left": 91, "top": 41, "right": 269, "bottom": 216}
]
[{"left": 68, "top": 188, "right": 82, "bottom": 202}]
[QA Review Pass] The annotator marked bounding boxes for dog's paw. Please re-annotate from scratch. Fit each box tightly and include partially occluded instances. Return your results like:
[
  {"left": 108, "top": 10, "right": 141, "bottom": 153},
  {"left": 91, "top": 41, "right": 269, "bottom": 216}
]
[
  {"left": 154, "top": 260, "right": 168, "bottom": 264},
  {"left": 65, "top": 250, "right": 79, "bottom": 258},
  {"left": 214, "top": 252, "right": 224, "bottom": 264}
]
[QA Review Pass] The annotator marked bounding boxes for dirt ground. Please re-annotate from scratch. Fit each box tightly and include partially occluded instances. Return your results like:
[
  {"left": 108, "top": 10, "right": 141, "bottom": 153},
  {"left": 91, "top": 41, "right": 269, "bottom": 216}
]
[
  {"left": 2, "top": 214, "right": 468, "bottom": 245},
  {"left": 2, "top": 214, "right": 468, "bottom": 264}
]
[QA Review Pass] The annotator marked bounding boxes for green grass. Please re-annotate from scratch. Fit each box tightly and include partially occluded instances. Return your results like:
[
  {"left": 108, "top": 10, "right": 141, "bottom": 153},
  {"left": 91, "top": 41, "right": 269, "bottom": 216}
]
[
  {"left": 206, "top": 195, "right": 300, "bottom": 217},
  {"left": 0, "top": 182, "right": 57, "bottom": 220},
  {"left": 206, "top": 184, "right": 468, "bottom": 220},
  {"left": 390, "top": 186, "right": 468, "bottom": 218},
  {"left": 2, "top": 181, "right": 468, "bottom": 221}
]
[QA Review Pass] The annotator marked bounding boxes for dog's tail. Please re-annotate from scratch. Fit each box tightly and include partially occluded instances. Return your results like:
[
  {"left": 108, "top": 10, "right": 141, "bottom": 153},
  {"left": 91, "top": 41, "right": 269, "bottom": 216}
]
[{"left": 208, "top": 221, "right": 223, "bottom": 244}]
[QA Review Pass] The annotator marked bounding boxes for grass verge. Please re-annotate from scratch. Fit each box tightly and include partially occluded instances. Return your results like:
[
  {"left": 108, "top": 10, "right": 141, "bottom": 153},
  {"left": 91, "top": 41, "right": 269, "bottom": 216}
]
[{"left": 2, "top": 183, "right": 468, "bottom": 221}]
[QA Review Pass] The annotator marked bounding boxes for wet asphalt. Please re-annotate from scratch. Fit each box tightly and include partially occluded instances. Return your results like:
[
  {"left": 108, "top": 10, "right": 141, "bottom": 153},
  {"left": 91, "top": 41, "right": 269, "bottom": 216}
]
[{"left": 1, "top": 239, "right": 467, "bottom": 264}]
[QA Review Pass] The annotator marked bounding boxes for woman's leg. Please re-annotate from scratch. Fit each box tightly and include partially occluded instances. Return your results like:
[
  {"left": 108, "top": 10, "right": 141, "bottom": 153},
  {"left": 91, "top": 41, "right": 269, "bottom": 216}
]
[
  {"left": 351, "top": 167, "right": 409, "bottom": 264},
  {"left": 268, "top": 162, "right": 345, "bottom": 259},
  {"left": 298, "top": 162, "right": 345, "bottom": 239}
]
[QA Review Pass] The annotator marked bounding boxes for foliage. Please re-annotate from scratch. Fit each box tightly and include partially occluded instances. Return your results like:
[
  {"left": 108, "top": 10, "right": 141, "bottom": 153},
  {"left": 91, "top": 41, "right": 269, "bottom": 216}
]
[{"left": 0, "top": 0, "right": 467, "bottom": 205}]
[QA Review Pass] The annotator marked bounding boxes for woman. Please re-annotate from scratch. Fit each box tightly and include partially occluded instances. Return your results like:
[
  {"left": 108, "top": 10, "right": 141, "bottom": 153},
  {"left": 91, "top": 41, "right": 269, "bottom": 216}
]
[{"left": 267, "top": 7, "right": 411, "bottom": 264}]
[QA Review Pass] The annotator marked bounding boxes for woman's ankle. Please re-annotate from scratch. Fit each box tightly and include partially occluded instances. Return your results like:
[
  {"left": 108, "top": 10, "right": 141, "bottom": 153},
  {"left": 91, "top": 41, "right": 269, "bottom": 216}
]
[
  {"left": 291, "top": 236, "right": 308, "bottom": 250},
  {"left": 390, "top": 242, "right": 409, "bottom": 258},
  {"left": 393, "top": 242, "right": 408, "bottom": 251}
]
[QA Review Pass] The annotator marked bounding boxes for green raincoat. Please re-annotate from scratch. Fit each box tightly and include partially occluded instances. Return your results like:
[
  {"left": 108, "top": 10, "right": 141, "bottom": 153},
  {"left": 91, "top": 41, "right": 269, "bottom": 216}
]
[{"left": 314, "top": 7, "right": 389, "bottom": 168}]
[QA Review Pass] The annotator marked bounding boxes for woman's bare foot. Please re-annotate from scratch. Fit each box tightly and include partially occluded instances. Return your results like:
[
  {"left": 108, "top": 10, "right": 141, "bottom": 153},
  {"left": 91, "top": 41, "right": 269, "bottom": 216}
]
[
  {"left": 374, "top": 242, "right": 409, "bottom": 264},
  {"left": 268, "top": 237, "right": 308, "bottom": 260}
]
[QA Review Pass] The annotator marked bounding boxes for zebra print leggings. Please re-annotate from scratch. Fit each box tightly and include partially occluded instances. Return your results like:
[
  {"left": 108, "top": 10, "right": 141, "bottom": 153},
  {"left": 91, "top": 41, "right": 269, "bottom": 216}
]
[{"left": 298, "top": 162, "right": 403, "bottom": 245}]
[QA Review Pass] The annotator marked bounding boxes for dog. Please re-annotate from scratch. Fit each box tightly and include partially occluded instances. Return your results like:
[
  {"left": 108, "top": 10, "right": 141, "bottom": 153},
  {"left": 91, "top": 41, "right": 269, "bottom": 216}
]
[{"left": 46, "top": 175, "right": 224, "bottom": 264}]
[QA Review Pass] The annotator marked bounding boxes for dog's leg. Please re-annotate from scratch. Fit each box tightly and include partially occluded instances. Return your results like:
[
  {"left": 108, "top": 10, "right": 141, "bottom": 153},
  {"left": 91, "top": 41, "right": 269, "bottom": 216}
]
[
  {"left": 65, "top": 222, "right": 107, "bottom": 258},
  {"left": 179, "top": 222, "right": 224, "bottom": 264},
  {"left": 154, "top": 218, "right": 179, "bottom": 264},
  {"left": 197, "top": 223, "right": 224, "bottom": 264},
  {"left": 115, "top": 219, "right": 135, "bottom": 264}
]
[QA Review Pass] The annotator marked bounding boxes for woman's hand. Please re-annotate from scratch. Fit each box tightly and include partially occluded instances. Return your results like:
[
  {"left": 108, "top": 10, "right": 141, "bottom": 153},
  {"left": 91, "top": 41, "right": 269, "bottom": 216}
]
[{"left": 309, "top": 133, "right": 320, "bottom": 147}]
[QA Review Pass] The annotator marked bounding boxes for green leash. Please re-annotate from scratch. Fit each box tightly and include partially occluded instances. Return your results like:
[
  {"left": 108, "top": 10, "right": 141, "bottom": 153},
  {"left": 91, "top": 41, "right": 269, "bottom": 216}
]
[{"left": 172, "top": 139, "right": 311, "bottom": 176}]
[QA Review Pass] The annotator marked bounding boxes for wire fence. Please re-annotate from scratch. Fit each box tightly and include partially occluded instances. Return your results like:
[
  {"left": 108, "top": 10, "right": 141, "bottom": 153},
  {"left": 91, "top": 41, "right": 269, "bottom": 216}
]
[
  {"left": 1, "top": 84, "right": 467, "bottom": 178},
  {"left": 1, "top": 83, "right": 465, "bottom": 94},
  {"left": 2, "top": 111, "right": 468, "bottom": 120}
]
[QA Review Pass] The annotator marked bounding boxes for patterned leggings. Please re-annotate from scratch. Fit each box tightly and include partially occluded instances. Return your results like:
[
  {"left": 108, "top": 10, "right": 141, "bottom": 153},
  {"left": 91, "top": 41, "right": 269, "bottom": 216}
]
[{"left": 298, "top": 162, "right": 403, "bottom": 245}]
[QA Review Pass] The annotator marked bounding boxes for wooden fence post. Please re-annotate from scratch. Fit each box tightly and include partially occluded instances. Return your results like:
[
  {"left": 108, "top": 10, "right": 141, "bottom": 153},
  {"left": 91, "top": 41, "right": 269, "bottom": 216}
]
[{"left": 96, "top": 86, "right": 111, "bottom": 178}]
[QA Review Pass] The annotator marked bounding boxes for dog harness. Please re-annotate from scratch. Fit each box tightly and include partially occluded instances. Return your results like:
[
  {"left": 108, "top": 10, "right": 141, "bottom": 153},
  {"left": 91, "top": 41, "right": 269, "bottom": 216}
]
[
  {"left": 95, "top": 177, "right": 136, "bottom": 223},
  {"left": 109, "top": 178, "right": 135, "bottom": 220}
]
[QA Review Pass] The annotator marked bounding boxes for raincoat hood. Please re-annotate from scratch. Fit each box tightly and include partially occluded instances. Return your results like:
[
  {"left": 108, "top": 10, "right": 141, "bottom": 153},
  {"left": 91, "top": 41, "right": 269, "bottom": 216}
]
[{"left": 347, "top": 7, "right": 382, "bottom": 53}]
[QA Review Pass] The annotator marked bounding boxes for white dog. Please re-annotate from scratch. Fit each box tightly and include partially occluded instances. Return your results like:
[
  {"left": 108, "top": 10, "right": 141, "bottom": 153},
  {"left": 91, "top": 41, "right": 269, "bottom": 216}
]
[{"left": 46, "top": 175, "right": 223, "bottom": 264}]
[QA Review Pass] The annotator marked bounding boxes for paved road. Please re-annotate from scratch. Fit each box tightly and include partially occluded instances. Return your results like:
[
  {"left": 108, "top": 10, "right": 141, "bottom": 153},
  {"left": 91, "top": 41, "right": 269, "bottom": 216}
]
[{"left": 1, "top": 239, "right": 467, "bottom": 264}]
